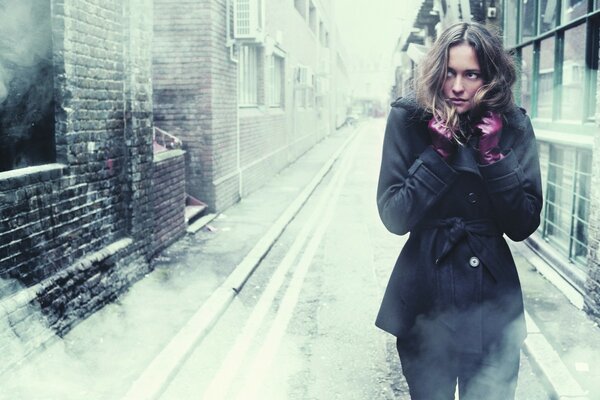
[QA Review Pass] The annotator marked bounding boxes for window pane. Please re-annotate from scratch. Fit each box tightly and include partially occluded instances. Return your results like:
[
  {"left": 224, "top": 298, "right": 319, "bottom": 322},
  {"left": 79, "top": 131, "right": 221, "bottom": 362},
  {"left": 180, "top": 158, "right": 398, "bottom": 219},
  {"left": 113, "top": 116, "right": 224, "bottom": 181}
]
[
  {"left": 294, "top": 0, "right": 306, "bottom": 18},
  {"left": 521, "top": 45, "right": 534, "bottom": 111},
  {"left": 537, "top": 37, "right": 555, "bottom": 119},
  {"left": 0, "top": 0, "right": 55, "bottom": 172},
  {"left": 269, "top": 56, "right": 283, "bottom": 107},
  {"left": 537, "top": 142, "right": 550, "bottom": 233},
  {"left": 540, "top": 0, "right": 559, "bottom": 33},
  {"left": 238, "top": 46, "right": 258, "bottom": 105},
  {"left": 522, "top": 0, "right": 536, "bottom": 40},
  {"left": 505, "top": 0, "right": 519, "bottom": 46},
  {"left": 562, "top": 0, "right": 588, "bottom": 24},
  {"left": 561, "top": 24, "right": 586, "bottom": 121},
  {"left": 588, "top": 25, "right": 599, "bottom": 119},
  {"left": 571, "top": 151, "right": 591, "bottom": 265},
  {"left": 544, "top": 145, "right": 575, "bottom": 254},
  {"left": 308, "top": 1, "right": 316, "bottom": 32}
]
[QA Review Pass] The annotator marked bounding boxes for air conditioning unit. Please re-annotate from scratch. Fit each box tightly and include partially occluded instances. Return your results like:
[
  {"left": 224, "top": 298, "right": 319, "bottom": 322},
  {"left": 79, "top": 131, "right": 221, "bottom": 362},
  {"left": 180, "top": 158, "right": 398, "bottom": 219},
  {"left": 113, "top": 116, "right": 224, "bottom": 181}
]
[{"left": 234, "top": 0, "right": 265, "bottom": 41}]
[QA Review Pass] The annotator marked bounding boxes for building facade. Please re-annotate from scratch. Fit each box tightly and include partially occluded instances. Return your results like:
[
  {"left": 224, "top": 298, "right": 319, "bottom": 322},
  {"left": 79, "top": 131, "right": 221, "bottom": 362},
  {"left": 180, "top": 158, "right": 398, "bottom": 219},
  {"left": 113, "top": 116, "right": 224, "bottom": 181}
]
[
  {"left": 393, "top": 0, "right": 600, "bottom": 325},
  {"left": 503, "top": 0, "right": 600, "bottom": 323},
  {"left": 153, "top": 0, "right": 348, "bottom": 211},
  {"left": 0, "top": 0, "right": 348, "bottom": 371}
]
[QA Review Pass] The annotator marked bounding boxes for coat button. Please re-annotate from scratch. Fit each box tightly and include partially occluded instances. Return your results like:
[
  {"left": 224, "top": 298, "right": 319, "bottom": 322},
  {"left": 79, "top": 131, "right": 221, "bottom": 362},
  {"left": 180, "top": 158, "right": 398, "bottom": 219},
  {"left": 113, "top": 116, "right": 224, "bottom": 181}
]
[
  {"left": 467, "top": 192, "right": 478, "bottom": 204},
  {"left": 469, "top": 256, "right": 480, "bottom": 268}
]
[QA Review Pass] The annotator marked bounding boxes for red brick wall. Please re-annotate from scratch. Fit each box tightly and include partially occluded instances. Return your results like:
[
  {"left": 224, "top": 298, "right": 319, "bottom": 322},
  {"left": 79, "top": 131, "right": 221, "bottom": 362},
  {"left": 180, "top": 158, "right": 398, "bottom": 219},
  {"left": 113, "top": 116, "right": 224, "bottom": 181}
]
[{"left": 151, "top": 150, "right": 186, "bottom": 256}]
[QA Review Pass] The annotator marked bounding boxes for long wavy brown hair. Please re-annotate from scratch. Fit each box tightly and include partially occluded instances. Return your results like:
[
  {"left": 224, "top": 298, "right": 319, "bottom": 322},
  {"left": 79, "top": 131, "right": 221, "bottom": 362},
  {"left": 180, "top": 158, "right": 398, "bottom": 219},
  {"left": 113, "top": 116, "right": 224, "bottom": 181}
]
[{"left": 415, "top": 22, "right": 516, "bottom": 141}]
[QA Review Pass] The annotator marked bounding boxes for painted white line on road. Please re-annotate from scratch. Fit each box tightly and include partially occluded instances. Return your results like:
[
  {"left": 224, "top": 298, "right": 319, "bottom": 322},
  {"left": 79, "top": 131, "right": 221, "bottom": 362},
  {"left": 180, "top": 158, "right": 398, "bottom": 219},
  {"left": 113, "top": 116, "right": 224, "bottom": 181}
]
[
  {"left": 232, "top": 132, "right": 361, "bottom": 400},
  {"left": 224, "top": 131, "right": 358, "bottom": 293},
  {"left": 122, "top": 286, "right": 235, "bottom": 400},
  {"left": 201, "top": 156, "right": 342, "bottom": 398},
  {"left": 122, "top": 130, "right": 360, "bottom": 400}
]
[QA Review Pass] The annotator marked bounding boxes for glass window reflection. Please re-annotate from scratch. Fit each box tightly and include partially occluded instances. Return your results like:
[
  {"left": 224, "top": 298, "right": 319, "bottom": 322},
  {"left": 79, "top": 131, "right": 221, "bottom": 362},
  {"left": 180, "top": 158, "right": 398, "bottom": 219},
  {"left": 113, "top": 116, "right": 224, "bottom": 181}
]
[
  {"left": 540, "top": 0, "right": 558, "bottom": 33},
  {"left": 561, "top": 24, "right": 586, "bottom": 121},
  {"left": 522, "top": 0, "right": 536, "bottom": 41},
  {"left": 521, "top": 46, "right": 534, "bottom": 111},
  {"left": 505, "top": 0, "right": 519, "bottom": 46},
  {"left": 537, "top": 37, "right": 555, "bottom": 119},
  {"left": 562, "top": 0, "right": 588, "bottom": 24}
]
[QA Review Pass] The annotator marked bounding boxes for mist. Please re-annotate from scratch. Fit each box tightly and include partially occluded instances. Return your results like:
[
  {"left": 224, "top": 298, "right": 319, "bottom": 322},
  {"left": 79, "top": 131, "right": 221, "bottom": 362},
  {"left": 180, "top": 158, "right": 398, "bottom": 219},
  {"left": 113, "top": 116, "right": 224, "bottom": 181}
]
[{"left": 0, "top": 0, "right": 54, "bottom": 172}]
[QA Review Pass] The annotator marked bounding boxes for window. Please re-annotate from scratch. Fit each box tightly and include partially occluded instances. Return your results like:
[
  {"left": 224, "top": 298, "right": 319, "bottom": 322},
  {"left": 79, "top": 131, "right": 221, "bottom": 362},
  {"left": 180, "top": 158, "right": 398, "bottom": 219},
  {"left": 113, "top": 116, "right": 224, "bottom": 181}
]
[
  {"left": 294, "top": 0, "right": 306, "bottom": 18},
  {"left": 508, "top": 0, "right": 599, "bottom": 122},
  {"left": 0, "top": 0, "right": 55, "bottom": 172},
  {"left": 520, "top": 45, "right": 534, "bottom": 111},
  {"left": 267, "top": 55, "right": 284, "bottom": 107},
  {"left": 522, "top": 0, "right": 537, "bottom": 41},
  {"left": 308, "top": 1, "right": 317, "bottom": 33},
  {"left": 588, "top": 24, "right": 599, "bottom": 120},
  {"left": 505, "top": 0, "right": 520, "bottom": 46},
  {"left": 319, "top": 21, "right": 325, "bottom": 45},
  {"left": 507, "top": 0, "right": 598, "bottom": 283},
  {"left": 536, "top": 37, "right": 555, "bottom": 119},
  {"left": 561, "top": 23, "right": 586, "bottom": 121},
  {"left": 561, "top": 0, "right": 587, "bottom": 24},
  {"left": 539, "top": 0, "right": 558, "bottom": 33},
  {"left": 238, "top": 45, "right": 260, "bottom": 106},
  {"left": 540, "top": 143, "right": 592, "bottom": 267},
  {"left": 294, "top": 65, "right": 313, "bottom": 108},
  {"left": 314, "top": 75, "right": 328, "bottom": 110}
]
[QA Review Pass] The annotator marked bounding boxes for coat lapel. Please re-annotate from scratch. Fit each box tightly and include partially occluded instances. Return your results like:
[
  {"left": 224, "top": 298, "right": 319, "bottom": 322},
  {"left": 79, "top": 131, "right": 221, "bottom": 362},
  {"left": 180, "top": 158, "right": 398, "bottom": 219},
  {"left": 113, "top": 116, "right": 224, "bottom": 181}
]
[{"left": 451, "top": 144, "right": 481, "bottom": 178}]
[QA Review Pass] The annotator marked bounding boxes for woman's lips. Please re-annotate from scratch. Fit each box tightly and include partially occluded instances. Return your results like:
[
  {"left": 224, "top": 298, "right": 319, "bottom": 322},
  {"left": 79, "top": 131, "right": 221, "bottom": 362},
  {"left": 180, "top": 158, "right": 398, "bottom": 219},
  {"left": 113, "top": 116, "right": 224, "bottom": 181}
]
[{"left": 449, "top": 98, "right": 467, "bottom": 106}]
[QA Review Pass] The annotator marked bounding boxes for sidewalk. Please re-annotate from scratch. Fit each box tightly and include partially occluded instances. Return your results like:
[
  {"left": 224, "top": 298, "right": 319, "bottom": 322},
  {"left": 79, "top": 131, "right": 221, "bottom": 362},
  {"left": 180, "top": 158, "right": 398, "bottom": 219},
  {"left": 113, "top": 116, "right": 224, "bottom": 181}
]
[{"left": 511, "top": 242, "right": 600, "bottom": 399}]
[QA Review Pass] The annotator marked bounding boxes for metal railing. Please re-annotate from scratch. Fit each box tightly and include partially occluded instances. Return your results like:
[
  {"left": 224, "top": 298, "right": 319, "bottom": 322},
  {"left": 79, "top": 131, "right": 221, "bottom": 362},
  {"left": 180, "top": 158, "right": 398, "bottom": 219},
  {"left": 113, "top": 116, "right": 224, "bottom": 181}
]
[{"left": 538, "top": 140, "right": 592, "bottom": 268}]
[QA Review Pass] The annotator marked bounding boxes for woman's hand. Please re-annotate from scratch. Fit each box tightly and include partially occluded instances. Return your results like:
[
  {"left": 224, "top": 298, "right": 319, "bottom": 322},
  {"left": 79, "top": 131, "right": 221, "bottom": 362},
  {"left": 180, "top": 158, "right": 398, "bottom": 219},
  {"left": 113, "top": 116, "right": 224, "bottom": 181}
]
[
  {"left": 428, "top": 117, "right": 455, "bottom": 160},
  {"left": 474, "top": 111, "right": 504, "bottom": 164}
]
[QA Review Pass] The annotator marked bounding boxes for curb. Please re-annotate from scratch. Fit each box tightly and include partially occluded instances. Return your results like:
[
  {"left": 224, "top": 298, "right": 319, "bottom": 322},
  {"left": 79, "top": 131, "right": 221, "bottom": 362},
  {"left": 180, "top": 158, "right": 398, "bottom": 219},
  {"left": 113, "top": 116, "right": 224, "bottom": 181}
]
[
  {"left": 512, "top": 242, "right": 589, "bottom": 399},
  {"left": 122, "top": 129, "right": 360, "bottom": 400},
  {"left": 523, "top": 311, "right": 589, "bottom": 399}
]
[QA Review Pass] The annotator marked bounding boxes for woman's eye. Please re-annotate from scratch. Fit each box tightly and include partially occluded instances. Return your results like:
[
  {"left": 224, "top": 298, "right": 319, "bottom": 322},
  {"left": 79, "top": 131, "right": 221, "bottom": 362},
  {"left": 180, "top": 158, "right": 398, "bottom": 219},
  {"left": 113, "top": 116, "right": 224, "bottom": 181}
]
[{"left": 466, "top": 72, "right": 481, "bottom": 80}]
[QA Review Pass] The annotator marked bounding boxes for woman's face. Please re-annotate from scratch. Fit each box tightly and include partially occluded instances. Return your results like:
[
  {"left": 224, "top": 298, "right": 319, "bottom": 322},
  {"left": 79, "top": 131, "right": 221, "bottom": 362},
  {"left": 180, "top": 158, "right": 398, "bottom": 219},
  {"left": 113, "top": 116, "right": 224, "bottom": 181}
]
[{"left": 442, "top": 43, "right": 484, "bottom": 114}]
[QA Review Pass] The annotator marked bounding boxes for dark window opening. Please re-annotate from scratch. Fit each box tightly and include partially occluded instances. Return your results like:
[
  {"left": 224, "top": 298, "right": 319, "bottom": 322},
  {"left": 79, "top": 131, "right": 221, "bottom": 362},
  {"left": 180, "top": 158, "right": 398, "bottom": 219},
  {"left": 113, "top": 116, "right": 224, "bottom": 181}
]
[{"left": 0, "top": 0, "right": 55, "bottom": 173}]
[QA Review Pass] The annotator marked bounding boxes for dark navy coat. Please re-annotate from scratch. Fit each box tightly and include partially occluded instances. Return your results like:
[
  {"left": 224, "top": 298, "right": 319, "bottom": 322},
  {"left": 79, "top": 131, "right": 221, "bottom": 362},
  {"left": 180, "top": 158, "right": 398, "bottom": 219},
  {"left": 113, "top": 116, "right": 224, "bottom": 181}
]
[{"left": 376, "top": 97, "right": 543, "bottom": 354}]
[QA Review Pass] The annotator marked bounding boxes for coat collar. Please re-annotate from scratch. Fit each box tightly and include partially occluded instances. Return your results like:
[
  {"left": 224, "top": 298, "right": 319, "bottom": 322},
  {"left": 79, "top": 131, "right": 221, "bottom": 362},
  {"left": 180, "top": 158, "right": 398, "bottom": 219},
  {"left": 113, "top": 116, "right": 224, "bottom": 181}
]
[{"left": 451, "top": 142, "right": 482, "bottom": 177}]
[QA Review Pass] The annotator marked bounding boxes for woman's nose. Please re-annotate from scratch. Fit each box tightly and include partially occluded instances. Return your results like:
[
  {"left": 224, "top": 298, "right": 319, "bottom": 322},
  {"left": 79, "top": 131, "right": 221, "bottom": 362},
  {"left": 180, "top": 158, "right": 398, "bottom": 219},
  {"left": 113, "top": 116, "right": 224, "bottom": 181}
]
[{"left": 452, "top": 77, "right": 464, "bottom": 94}]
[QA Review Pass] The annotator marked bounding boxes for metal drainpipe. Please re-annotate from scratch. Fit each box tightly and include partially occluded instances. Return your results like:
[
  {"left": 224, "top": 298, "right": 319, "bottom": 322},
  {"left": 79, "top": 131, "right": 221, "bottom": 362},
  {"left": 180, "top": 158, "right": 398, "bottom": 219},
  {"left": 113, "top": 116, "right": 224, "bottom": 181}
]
[{"left": 226, "top": 0, "right": 242, "bottom": 199}]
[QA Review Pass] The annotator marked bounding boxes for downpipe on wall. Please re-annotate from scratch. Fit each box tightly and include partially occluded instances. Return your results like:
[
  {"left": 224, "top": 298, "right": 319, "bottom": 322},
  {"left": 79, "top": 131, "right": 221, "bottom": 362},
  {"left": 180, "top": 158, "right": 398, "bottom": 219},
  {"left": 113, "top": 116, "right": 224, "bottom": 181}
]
[{"left": 225, "top": 0, "right": 243, "bottom": 200}]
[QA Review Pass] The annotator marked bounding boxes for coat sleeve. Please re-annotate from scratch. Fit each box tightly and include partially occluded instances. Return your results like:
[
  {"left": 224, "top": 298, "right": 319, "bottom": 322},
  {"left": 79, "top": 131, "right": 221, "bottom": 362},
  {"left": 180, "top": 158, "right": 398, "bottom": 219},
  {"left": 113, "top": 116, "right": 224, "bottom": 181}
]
[
  {"left": 478, "top": 113, "right": 543, "bottom": 241},
  {"left": 377, "top": 106, "right": 459, "bottom": 235}
]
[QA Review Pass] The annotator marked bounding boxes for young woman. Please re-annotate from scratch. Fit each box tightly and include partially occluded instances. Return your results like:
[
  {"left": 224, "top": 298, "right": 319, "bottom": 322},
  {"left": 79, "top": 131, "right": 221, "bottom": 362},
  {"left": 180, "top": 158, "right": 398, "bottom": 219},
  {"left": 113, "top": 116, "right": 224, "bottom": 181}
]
[{"left": 376, "top": 22, "right": 543, "bottom": 399}]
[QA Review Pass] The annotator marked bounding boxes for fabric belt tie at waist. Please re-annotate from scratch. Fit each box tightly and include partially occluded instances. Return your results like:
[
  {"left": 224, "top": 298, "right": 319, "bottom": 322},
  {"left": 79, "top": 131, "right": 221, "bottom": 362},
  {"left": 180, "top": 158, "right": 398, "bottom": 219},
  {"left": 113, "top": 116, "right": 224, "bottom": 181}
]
[{"left": 421, "top": 218, "right": 501, "bottom": 265}]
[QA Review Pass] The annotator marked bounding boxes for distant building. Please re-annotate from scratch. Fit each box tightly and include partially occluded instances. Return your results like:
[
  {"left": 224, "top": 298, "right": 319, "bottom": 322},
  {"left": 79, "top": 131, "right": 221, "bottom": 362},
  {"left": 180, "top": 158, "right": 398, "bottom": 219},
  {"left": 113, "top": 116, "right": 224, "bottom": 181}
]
[
  {"left": 393, "top": 0, "right": 600, "bottom": 325},
  {"left": 154, "top": 0, "right": 350, "bottom": 211}
]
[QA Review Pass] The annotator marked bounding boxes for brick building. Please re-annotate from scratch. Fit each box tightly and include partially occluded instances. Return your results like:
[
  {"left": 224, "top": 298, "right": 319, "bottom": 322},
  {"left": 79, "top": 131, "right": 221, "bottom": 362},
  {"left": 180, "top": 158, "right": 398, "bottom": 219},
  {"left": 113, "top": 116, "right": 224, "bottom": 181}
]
[
  {"left": 0, "top": 0, "right": 348, "bottom": 370},
  {"left": 153, "top": 0, "right": 347, "bottom": 211},
  {"left": 394, "top": 0, "right": 600, "bottom": 325}
]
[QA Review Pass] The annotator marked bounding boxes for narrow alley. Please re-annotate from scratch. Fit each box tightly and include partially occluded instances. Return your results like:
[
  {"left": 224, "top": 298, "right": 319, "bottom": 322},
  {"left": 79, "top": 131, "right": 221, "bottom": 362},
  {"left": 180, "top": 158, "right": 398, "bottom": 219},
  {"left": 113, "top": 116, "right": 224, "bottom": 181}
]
[{"left": 0, "top": 119, "right": 554, "bottom": 399}]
